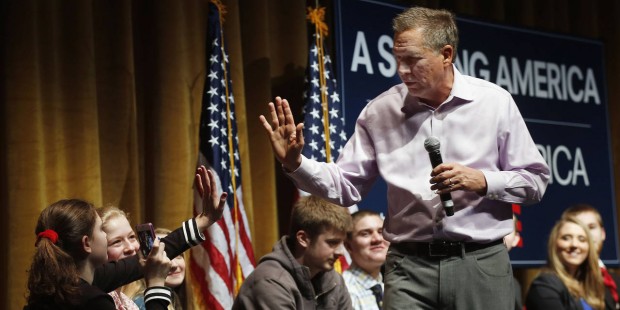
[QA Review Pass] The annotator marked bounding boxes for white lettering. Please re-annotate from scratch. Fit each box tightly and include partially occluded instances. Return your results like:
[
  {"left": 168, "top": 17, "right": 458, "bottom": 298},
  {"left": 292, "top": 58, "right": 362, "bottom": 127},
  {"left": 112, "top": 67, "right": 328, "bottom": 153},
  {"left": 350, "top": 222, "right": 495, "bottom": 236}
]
[
  {"left": 350, "top": 31, "right": 373, "bottom": 74},
  {"left": 546, "top": 62, "right": 562, "bottom": 100},
  {"left": 512, "top": 58, "right": 534, "bottom": 97},
  {"left": 561, "top": 65, "right": 568, "bottom": 101},
  {"left": 452, "top": 50, "right": 601, "bottom": 103},
  {"left": 496, "top": 56, "right": 513, "bottom": 93},
  {"left": 470, "top": 51, "right": 490, "bottom": 80},
  {"left": 572, "top": 148, "right": 590, "bottom": 186},
  {"left": 567, "top": 65, "right": 584, "bottom": 102},
  {"left": 377, "top": 35, "right": 396, "bottom": 78},
  {"left": 533, "top": 61, "right": 548, "bottom": 99},
  {"left": 537, "top": 144, "right": 589, "bottom": 186},
  {"left": 583, "top": 68, "right": 601, "bottom": 104},
  {"left": 553, "top": 145, "right": 573, "bottom": 186}
]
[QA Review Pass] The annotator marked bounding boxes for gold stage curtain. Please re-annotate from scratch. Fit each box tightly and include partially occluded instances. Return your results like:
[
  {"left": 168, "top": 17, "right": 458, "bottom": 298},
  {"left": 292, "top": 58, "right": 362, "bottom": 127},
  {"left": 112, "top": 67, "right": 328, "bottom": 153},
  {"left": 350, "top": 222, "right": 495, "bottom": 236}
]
[
  {"left": 1, "top": 0, "right": 619, "bottom": 309},
  {"left": 0, "top": 0, "right": 286, "bottom": 308}
]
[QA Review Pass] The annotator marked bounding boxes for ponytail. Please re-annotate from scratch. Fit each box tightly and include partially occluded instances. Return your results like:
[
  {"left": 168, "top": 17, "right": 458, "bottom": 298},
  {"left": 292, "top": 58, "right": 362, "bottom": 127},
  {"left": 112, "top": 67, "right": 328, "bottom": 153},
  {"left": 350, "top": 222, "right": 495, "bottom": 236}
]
[
  {"left": 27, "top": 236, "right": 80, "bottom": 304},
  {"left": 26, "top": 199, "right": 98, "bottom": 306}
]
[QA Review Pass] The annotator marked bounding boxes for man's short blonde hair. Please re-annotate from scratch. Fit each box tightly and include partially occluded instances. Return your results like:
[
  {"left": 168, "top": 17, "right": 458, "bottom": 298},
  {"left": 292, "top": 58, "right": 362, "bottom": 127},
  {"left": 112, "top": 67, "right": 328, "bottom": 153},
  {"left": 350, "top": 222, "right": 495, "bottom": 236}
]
[{"left": 392, "top": 7, "right": 459, "bottom": 57}]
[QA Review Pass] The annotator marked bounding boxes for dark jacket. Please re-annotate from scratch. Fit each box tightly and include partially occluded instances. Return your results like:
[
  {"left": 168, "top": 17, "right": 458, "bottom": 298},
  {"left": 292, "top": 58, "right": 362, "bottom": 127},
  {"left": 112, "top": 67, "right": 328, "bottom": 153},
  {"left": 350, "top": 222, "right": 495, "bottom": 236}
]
[
  {"left": 24, "top": 218, "right": 203, "bottom": 310},
  {"left": 604, "top": 269, "right": 620, "bottom": 310},
  {"left": 24, "top": 257, "right": 171, "bottom": 310},
  {"left": 233, "top": 236, "right": 352, "bottom": 310},
  {"left": 526, "top": 272, "right": 584, "bottom": 310}
]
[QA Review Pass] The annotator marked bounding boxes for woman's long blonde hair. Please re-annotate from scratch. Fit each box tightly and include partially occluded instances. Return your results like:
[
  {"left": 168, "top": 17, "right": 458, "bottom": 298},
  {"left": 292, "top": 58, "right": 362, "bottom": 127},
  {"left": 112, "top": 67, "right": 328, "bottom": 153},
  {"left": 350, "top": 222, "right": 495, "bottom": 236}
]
[{"left": 545, "top": 217, "right": 604, "bottom": 310}]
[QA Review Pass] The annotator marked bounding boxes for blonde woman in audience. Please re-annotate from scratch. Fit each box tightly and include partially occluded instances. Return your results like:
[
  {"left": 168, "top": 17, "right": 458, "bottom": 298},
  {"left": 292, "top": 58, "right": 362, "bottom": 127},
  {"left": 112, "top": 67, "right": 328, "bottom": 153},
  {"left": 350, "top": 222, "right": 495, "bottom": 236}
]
[{"left": 526, "top": 217, "right": 605, "bottom": 310}]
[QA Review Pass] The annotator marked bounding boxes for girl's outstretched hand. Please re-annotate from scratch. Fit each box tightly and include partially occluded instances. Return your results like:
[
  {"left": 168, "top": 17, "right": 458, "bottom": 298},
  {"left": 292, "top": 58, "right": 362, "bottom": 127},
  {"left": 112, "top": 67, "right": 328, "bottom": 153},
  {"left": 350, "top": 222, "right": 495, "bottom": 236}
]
[{"left": 194, "top": 165, "right": 227, "bottom": 230}]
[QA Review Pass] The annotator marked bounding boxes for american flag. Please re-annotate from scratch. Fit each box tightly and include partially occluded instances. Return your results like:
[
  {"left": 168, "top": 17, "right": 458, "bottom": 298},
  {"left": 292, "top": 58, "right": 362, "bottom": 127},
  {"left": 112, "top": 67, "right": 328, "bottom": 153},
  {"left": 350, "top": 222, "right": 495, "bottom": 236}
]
[
  {"left": 301, "top": 7, "right": 352, "bottom": 272},
  {"left": 301, "top": 33, "right": 347, "bottom": 163},
  {"left": 189, "top": 1, "right": 255, "bottom": 309}
]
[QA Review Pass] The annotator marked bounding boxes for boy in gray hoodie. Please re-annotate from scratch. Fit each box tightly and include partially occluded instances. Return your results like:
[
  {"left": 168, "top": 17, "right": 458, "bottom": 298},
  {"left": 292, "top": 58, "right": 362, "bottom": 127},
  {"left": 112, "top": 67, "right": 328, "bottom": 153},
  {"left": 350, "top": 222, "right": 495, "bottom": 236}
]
[{"left": 233, "top": 195, "right": 353, "bottom": 309}]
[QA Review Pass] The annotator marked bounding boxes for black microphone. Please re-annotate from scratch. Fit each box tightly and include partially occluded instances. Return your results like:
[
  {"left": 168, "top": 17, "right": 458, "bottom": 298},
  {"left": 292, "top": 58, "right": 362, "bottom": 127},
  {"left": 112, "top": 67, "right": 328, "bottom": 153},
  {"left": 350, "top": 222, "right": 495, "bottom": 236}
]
[{"left": 424, "top": 136, "right": 454, "bottom": 216}]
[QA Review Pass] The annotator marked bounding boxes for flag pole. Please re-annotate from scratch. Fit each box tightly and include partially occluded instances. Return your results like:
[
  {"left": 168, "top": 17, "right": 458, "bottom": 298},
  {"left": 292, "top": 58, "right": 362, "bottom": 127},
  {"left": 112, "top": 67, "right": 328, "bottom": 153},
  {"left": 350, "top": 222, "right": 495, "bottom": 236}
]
[
  {"left": 210, "top": 0, "right": 243, "bottom": 295},
  {"left": 307, "top": 5, "right": 332, "bottom": 162},
  {"left": 303, "top": 2, "right": 351, "bottom": 274}
]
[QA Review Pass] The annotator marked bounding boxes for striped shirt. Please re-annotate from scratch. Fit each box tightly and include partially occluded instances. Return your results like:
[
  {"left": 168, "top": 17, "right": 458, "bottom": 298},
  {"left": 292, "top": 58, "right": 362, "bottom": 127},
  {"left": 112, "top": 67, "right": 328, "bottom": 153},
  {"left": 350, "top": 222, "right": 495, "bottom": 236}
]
[{"left": 343, "top": 265, "right": 383, "bottom": 310}]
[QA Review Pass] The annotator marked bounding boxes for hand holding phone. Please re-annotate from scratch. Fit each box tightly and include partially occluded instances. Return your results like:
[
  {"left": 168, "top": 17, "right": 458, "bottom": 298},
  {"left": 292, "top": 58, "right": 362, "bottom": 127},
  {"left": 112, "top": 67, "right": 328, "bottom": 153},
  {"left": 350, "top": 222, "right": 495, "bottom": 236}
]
[
  {"left": 136, "top": 223, "right": 155, "bottom": 258},
  {"left": 143, "top": 237, "right": 171, "bottom": 287}
]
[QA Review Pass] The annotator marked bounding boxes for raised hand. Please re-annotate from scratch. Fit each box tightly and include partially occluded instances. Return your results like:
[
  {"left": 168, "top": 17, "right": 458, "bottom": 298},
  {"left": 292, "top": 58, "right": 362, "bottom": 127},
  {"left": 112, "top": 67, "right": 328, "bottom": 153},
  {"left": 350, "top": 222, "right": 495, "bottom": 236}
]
[
  {"left": 259, "top": 97, "right": 304, "bottom": 172},
  {"left": 194, "top": 165, "right": 227, "bottom": 230}
]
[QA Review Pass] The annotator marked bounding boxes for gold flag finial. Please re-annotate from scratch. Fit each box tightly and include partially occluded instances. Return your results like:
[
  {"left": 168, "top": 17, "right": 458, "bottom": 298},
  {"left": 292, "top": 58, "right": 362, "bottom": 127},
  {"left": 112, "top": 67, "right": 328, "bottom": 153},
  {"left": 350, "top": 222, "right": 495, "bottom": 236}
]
[
  {"left": 306, "top": 7, "right": 329, "bottom": 37},
  {"left": 210, "top": 0, "right": 227, "bottom": 20}
]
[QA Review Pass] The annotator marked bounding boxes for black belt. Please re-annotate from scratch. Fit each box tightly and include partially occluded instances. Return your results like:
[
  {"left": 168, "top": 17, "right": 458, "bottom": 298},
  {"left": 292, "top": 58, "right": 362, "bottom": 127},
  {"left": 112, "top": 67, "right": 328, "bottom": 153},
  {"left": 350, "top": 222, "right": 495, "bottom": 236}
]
[{"left": 392, "top": 239, "right": 504, "bottom": 258}]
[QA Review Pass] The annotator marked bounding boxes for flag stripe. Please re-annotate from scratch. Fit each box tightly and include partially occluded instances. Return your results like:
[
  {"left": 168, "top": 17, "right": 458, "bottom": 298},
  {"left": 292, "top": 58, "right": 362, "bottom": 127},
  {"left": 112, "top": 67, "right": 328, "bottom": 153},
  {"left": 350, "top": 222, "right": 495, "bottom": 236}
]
[
  {"left": 189, "top": 251, "right": 223, "bottom": 310},
  {"left": 234, "top": 197, "right": 256, "bottom": 263},
  {"left": 203, "top": 230, "right": 233, "bottom": 292}
]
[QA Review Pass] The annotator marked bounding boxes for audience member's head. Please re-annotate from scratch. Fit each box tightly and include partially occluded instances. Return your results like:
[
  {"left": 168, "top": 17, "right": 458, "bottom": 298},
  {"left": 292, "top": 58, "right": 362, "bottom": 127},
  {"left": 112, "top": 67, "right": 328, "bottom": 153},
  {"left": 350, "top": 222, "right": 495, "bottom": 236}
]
[
  {"left": 155, "top": 228, "right": 186, "bottom": 288},
  {"left": 547, "top": 217, "right": 604, "bottom": 309},
  {"left": 97, "top": 206, "right": 147, "bottom": 307},
  {"left": 561, "top": 204, "right": 605, "bottom": 255},
  {"left": 98, "top": 206, "right": 140, "bottom": 261},
  {"left": 27, "top": 199, "right": 107, "bottom": 305},
  {"left": 345, "top": 210, "right": 389, "bottom": 277},
  {"left": 289, "top": 195, "right": 353, "bottom": 277}
]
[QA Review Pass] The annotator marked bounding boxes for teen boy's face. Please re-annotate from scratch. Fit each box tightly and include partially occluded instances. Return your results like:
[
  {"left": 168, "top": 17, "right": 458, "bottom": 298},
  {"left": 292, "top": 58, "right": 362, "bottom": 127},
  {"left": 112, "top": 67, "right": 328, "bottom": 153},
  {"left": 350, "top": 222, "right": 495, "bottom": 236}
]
[
  {"left": 304, "top": 227, "right": 346, "bottom": 276},
  {"left": 347, "top": 215, "right": 389, "bottom": 272}
]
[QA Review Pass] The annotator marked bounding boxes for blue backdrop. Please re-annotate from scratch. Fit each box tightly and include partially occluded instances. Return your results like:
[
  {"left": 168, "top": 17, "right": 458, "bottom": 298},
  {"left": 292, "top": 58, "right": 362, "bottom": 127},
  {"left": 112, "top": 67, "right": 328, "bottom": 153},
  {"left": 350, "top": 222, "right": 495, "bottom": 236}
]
[{"left": 334, "top": 0, "right": 618, "bottom": 266}]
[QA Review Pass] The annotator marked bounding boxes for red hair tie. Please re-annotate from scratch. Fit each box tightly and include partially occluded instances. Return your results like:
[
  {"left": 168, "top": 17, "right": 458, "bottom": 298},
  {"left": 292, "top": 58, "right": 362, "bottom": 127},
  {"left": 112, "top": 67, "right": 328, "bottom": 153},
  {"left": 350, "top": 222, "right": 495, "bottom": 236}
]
[{"left": 37, "top": 229, "right": 59, "bottom": 245}]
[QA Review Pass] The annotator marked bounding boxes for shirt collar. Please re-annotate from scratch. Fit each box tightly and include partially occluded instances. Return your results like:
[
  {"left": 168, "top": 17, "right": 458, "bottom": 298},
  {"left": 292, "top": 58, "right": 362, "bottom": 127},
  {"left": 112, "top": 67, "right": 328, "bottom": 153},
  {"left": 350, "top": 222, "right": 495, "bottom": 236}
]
[
  {"left": 348, "top": 264, "right": 383, "bottom": 288},
  {"left": 448, "top": 64, "right": 474, "bottom": 102}
]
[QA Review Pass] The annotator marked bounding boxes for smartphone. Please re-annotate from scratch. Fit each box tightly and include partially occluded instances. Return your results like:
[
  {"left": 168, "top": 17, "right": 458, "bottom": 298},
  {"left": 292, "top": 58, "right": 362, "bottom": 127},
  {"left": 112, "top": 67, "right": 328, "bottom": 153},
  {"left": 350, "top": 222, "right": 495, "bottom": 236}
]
[{"left": 136, "top": 223, "right": 155, "bottom": 257}]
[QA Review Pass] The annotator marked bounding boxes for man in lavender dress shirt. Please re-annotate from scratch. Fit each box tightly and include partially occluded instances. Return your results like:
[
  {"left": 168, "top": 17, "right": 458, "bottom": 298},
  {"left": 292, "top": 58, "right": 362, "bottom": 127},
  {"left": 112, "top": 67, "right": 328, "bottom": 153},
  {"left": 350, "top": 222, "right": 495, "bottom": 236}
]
[{"left": 260, "top": 6, "right": 550, "bottom": 310}]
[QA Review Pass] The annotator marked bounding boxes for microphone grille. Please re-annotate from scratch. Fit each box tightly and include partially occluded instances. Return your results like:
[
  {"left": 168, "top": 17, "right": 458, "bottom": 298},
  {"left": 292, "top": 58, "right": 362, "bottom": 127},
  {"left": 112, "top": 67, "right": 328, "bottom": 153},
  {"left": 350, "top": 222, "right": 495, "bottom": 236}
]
[{"left": 424, "top": 136, "right": 441, "bottom": 152}]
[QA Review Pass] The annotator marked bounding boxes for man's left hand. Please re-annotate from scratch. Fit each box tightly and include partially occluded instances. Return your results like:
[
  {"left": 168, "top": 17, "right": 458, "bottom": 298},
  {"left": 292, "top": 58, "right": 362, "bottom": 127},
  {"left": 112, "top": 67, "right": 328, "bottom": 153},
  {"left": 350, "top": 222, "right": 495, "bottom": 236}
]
[{"left": 429, "top": 163, "right": 488, "bottom": 196}]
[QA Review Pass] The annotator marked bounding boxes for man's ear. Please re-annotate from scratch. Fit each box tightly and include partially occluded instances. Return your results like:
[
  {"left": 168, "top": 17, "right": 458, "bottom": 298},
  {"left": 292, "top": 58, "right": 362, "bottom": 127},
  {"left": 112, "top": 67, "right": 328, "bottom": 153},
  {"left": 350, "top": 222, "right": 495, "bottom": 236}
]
[
  {"left": 296, "top": 230, "right": 310, "bottom": 249},
  {"left": 442, "top": 45, "right": 454, "bottom": 65},
  {"left": 82, "top": 235, "right": 93, "bottom": 254}
]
